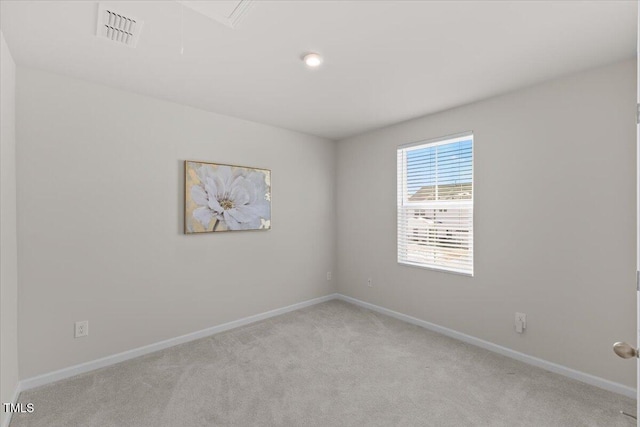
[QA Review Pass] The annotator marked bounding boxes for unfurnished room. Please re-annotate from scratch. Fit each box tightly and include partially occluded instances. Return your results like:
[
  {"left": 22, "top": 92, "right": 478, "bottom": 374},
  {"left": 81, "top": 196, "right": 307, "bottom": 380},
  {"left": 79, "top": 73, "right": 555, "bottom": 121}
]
[{"left": 0, "top": 1, "right": 639, "bottom": 426}]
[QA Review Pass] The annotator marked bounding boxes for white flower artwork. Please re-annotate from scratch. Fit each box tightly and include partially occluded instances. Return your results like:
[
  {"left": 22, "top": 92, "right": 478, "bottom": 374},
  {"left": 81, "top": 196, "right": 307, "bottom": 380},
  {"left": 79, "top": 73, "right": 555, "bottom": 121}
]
[{"left": 185, "top": 161, "right": 271, "bottom": 233}]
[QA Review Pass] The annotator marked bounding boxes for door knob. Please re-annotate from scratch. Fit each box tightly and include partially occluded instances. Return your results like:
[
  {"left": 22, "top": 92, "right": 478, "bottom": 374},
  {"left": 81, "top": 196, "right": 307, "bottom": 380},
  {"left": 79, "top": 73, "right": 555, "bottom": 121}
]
[{"left": 613, "top": 342, "right": 638, "bottom": 359}]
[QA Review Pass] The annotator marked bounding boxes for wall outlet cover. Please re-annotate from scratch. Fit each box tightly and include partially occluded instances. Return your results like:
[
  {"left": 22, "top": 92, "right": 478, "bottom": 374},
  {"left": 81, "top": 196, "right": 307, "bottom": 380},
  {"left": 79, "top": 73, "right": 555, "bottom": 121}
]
[
  {"left": 515, "top": 313, "right": 526, "bottom": 334},
  {"left": 75, "top": 320, "right": 89, "bottom": 338}
]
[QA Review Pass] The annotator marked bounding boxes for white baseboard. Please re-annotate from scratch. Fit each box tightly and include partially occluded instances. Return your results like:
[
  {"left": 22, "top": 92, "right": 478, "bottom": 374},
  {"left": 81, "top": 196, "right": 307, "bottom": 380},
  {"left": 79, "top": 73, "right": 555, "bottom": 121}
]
[
  {"left": 19, "top": 293, "right": 339, "bottom": 392},
  {"left": 336, "top": 294, "right": 636, "bottom": 399},
  {"left": 17, "top": 292, "right": 635, "bottom": 401},
  {"left": 2, "top": 383, "right": 21, "bottom": 427}
]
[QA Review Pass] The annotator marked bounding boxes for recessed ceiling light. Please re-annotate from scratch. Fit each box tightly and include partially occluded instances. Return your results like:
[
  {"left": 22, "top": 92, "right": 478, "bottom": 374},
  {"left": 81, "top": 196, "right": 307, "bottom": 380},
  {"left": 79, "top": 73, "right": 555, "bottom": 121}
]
[{"left": 303, "top": 53, "right": 323, "bottom": 68}]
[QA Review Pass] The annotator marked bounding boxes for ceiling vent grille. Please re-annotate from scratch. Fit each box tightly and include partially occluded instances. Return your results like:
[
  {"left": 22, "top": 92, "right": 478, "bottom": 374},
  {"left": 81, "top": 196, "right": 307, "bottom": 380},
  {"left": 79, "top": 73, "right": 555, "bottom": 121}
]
[{"left": 96, "top": 3, "right": 144, "bottom": 48}]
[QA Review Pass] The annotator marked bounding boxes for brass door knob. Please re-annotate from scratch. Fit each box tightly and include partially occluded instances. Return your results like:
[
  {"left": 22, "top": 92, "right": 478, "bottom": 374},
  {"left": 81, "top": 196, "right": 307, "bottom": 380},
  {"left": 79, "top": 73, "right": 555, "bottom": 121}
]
[{"left": 613, "top": 342, "right": 638, "bottom": 359}]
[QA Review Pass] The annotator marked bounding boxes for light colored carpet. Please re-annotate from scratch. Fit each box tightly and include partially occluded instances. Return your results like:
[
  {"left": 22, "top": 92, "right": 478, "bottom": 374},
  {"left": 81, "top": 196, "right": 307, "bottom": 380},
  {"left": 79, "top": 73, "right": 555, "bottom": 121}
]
[{"left": 10, "top": 300, "right": 636, "bottom": 427}]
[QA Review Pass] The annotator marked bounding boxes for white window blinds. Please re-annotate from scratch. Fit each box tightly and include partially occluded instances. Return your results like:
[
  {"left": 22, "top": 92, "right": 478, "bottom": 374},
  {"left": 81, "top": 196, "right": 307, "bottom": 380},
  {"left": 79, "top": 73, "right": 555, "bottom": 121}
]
[{"left": 397, "top": 133, "right": 473, "bottom": 275}]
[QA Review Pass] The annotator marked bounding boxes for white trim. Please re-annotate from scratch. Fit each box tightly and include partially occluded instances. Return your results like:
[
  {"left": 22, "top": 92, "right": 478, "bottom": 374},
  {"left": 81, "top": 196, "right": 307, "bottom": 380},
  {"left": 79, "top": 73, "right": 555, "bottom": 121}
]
[
  {"left": 16, "top": 292, "right": 635, "bottom": 400},
  {"left": 2, "top": 383, "right": 21, "bottom": 427},
  {"left": 397, "top": 260, "right": 474, "bottom": 277},
  {"left": 19, "top": 293, "right": 338, "bottom": 392},
  {"left": 335, "top": 294, "right": 636, "bottom": 399}
]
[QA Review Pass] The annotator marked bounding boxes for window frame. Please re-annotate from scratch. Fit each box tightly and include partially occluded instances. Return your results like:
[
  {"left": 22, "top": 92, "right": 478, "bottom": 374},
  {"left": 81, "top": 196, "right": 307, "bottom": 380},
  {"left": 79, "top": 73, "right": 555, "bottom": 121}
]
[{"left": 397, "top": 131, "right": 474, "bottom": 276}]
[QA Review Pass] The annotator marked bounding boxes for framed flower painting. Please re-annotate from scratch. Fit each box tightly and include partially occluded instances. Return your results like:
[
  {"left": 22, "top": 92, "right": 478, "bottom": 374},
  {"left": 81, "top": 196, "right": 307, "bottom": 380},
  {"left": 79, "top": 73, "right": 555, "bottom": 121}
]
[{"left": 184, "top": 160, "right": 271, "bottom": 234}]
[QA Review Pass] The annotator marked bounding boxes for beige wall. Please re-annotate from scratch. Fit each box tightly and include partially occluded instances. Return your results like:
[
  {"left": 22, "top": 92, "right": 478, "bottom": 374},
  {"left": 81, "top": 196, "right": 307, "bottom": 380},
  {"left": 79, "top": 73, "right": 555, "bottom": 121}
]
[
  {"left": 16, "top": 67, "right": 337, "bottom": 379},
  {"left": 336, "top": 59, "right": 637, "bottom": 388},
  {"left": 1, "top": 31, "right": 19, "bottom": 425}
]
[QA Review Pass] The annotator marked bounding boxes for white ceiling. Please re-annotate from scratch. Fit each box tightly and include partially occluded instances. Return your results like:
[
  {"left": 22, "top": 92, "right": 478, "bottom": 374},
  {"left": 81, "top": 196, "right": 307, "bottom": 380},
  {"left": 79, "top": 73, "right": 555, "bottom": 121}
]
[{"left": 1, "top": 1, "right": 637, "bottom": 140}]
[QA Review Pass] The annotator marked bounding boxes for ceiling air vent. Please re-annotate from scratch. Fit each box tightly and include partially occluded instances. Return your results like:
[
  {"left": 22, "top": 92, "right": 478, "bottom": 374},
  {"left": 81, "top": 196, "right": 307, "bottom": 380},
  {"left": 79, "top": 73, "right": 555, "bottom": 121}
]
[{"left": 96, "top": 3, "right": 144, "bottom": 48}]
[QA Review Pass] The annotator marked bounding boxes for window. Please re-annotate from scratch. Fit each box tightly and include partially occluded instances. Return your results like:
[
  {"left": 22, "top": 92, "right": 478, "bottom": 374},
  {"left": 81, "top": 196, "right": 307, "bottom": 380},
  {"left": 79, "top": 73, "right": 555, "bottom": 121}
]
[{"left": 397, "top": 132, "right": 473, "bottom": 275}]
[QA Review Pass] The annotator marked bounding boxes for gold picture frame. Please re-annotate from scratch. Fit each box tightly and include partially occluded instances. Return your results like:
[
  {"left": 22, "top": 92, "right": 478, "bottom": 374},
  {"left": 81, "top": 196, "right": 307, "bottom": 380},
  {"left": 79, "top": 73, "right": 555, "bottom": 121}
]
[{"left": 184, "top": 160, "right": 271, "bottom": 234}]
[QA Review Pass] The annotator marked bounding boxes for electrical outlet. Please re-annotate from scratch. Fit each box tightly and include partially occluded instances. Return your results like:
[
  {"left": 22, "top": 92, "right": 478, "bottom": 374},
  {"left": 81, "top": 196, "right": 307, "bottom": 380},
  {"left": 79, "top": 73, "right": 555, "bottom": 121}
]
[
  {"left": 515, "top": 312, "right": 526, "bottom": 334},
  {"left": 367, "top": 278, "right": 373, "bottom": 287},
  {"left": 326, "top": 271, "right": 332, "bottom": 281},
  {"left": 75, "top": 320, "right": 89, "bottom": 338}
]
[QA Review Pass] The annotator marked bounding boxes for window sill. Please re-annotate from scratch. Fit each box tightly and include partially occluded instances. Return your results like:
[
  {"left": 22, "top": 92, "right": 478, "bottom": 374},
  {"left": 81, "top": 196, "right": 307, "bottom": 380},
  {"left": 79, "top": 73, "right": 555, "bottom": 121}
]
[{"left": 397, "top": 260, "right": 474, "bottom": 277}]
